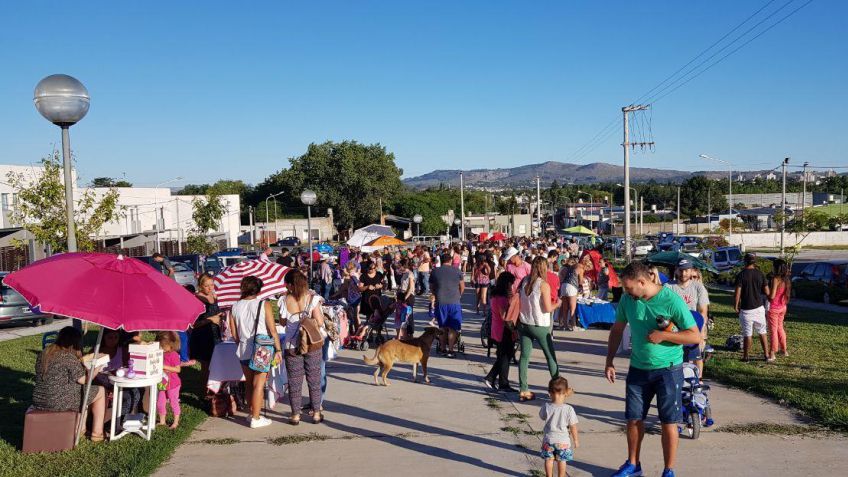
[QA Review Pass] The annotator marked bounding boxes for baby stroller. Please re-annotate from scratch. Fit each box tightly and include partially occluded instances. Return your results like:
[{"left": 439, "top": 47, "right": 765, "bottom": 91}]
[
  {"left": 344, "top": 295, "right": 395, "bottom": 351},
  {"left": 679, "top": 362, "right": 713, "bottom": 439},
  {"left": 430, "top": 302, "right": 466, "bottom": 355}
]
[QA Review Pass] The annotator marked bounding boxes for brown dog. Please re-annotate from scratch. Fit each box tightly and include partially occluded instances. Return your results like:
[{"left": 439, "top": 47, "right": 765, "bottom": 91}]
[{"left": 362, "top": 327, "right": 443, "bottom": 386}]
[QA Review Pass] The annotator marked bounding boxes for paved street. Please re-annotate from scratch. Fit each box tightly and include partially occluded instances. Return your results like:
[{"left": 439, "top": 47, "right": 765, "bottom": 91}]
[
  {"left": 158, "top": 289, "right": 847, "bottom": 477},
  {"left": 0, "top": 318, "right": 67, "bottom": 343}
]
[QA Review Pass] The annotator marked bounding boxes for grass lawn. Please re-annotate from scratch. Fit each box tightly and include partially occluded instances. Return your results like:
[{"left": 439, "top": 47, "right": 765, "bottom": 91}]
[
  {"left": 811, "top": 203, "right": 847, "bottom": 217},
  {"left": 0, "top": 332, "right": 208, "bottom": 477},
  {"left": 705, "top": 289, "right": 848, "bottom": 431}
]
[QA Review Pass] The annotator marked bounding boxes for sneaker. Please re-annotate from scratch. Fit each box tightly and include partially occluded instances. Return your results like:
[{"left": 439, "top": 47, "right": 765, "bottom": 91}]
[
  {"left": 611, "top": 461, "right": 642, "bottom": 477},
  {"left": 661, "top": 469, "right": 675, "bottom": 477},
  {"left": 249, "top": 416, "right": 272, "bottom": 429},
  {"left": 483, "top": 378, "right": 496, "bottom": 390}
]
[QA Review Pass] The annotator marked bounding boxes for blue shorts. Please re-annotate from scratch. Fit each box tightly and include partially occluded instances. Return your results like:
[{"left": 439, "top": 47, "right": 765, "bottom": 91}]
[
  {"left": 435, "top": 304, "right": 463, "bottom": 331},
  {"left": 625, "top": 364, "right": 683, "bottom": 424},
  {"left": 683, "top": 344, "right": 703, "bottom": 362},
  {"left": 540, "top": 442, "right": 573, "bottom": 461}
]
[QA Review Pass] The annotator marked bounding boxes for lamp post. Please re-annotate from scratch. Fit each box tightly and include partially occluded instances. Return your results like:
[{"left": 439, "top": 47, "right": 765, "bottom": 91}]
[
  {"left": 577, "top": 191, "right": 593, "bottom": 231},
  {"left": 413, "top": 214, "right": 422, "bottom": 241},
  {"left": 153, "top": 177, "right": 184, "bottom": 253},
  {"left": 454, "top": 218, "right": 461, "bottom": 240},
  {"left": 265, "top": 191, "right": 284, "bottom": 245},
  {"left": 300, "top": 190, "right": 317, "bottom": 284},
  {"left": 700, "top": 154, "right": 733, "bottom": 235},
  {"left": 34, "top": 74, "right": 90, "bottom": 254}
]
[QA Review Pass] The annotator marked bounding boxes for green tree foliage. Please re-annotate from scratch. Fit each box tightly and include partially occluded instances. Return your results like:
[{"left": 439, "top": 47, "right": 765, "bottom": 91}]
[
  {"left": 91, "top": 177, "right": 133, "bottom": 188},
  {"left": 7, "top": 152, "right": 122, "bottom": 252},
  {"left": 255, "top": 141, "right": 403, "bottom": 231},
  {"left": 680, "top": 176, "right": 728, "bottom": 216},
  {"left": 186, "top": 192, "right": 227, "bottom": 254}
]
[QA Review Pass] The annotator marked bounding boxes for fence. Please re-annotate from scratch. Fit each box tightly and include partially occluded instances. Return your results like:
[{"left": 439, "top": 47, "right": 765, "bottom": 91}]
[{"left": 0, "top": 245, "right": 30, "bottom": 271}]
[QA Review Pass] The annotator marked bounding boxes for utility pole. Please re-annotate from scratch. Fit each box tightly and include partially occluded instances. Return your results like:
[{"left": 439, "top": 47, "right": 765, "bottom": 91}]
[
  {"left": 639, "top": 195, "right": 644, "bottom": 235},
  {"left": 707, "top": 183, "right": 711, "bottom": 231},
  {"left": 780, "top": 158, "right": 789, "bottom": 255},
  {"left": 175, "top": 198, "right": 182, "bottom": 255},
  {"left": 802, "top": 161, "right": 809, "bottom": 220},
  {"left": 536, "top": 176, "right": 541, "bottom": 237},
  {"left": 622, "top": 104, "right": 653, "bottom": 262},
  {"left": 676, "top": 186, "right": 681, "bottom": 234},
  {"left": 158, "top": 206, "right": 165, "bottom": 253},
  {"left": 249, "top": 205, "right": 256, "bottom": 245},
  {"left": 459, "top": 172, "right": 465, "bottom": 241}
]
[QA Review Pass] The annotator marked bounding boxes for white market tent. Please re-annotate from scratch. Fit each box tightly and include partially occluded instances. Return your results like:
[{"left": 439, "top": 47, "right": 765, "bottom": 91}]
[{"left": 347, "top": 224, "right": 395, "bottom": 252}]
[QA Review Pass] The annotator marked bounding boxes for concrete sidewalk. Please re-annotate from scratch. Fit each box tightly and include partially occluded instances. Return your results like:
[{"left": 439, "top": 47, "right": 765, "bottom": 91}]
[
  {"left": 0, "top": 318, "right": 68, "bottom": 343},
  {"left": 157, "top": 290, "right": 847, "bottom": 477}
]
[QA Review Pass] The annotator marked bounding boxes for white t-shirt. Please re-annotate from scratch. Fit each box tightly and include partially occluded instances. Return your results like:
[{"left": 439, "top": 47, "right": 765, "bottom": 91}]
[
  {"left": 539, "top": 402, "right": 579, "bottom": 446},
  {"left": 231, "top": 298, "right": 269, "bottom": 360},
  {"left": 278, "top": 293, "right": 323, "bottom": 350}
]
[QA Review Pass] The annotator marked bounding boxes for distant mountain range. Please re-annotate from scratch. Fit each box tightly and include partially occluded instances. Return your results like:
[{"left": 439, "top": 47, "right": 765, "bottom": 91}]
[
  {"left": 403, "top": 161, "right": 692, "bottom": 189},
  {"left": 401, "top": 161, "right": 829, "bottom": 189}
]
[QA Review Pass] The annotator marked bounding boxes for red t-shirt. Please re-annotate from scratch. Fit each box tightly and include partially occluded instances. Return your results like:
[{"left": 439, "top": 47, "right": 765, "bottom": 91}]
[{"left": 546, "top": 271, "right": 560, "bottom": 306}]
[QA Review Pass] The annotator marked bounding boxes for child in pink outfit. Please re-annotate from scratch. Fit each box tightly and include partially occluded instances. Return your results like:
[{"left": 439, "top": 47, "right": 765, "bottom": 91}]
[{"left": 156, "top": 331, "right": 182, "bottom": 429}]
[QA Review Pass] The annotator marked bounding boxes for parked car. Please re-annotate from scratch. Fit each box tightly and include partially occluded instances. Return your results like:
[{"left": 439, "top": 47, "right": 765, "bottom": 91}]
[
  {"left": 633, "top": 240, "right": 654, "bottom": 256},
  {"left": 169, "top": 262, "right": 198, "bottom": 288},
  {"left": 276, "top": 237, "right": 301, "bottom": 247},
  {"left": 701, "top": 246, "right": 743, "bottom": 272},
  {"left": 0, "top": 272, "right": 53, "bottom": 326},
  {"left": 313, "top": 243, "right": 334, "bottom": 254},
  {"left": 792, "top": 260, "right": 848, "bottom": 305},
  {"left": 204, "top": 257, "right": 224, "bottom": 275}
]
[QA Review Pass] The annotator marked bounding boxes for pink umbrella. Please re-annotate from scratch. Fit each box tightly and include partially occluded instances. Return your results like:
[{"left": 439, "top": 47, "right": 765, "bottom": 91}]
[
  {"left": 214, "top": 259, "right": 290, "bottom": 308},
  {"left": 4, "top": 252, "right": 204, "bottom": 446},
  {"left": 4, "top": 252, "right": 203, "bottom": 331}
]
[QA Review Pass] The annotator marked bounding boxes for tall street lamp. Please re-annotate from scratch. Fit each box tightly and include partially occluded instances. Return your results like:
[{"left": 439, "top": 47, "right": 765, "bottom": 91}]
[
  {"left": 700, "top": 154, "right": 733, "bottom": 235},
  {"left": 413, "top": 214, "right": 422, "bottom": 240},
  {"left": 265, "top": 191, "right": 284, "bottom": 245},
  {"left": 300, "top": 190, "right": 317, "bottom": 284},
  {"left": 454, "top": 218, "right": 461, "bottom": 239},
  {"left": 154, "top": 177, "right": 184, "bottom": 253},
  {"left": 34, "top": 74, "right": 90, "bottom": 254}
]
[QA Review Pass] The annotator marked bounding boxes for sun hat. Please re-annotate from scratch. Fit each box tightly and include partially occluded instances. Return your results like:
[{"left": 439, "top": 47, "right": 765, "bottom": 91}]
[{"left": 503, "top": 247, "right": 519, "bottom": 262}]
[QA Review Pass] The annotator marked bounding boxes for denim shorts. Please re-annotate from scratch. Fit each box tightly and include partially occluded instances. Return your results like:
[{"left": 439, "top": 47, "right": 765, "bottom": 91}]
[
  {"left": 625, "top": 364, "right": 683, "bottom": 424},
  {"left": 540, "top": 442, "right": 573, "bottom": 461}
]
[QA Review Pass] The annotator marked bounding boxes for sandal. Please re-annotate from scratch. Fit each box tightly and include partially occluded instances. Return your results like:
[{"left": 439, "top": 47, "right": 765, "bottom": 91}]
[
  {"left": 519, "top": 392, "right": 535, "bottom": 402},
  {"left": 89, "top": 433, "right": 105, "bottom": 443},
  {"left": 312, "top": 412, "right": 324, "bottom": 424},
  {"left": 289, "top": 414, "right": 301, "bottom": 426}
]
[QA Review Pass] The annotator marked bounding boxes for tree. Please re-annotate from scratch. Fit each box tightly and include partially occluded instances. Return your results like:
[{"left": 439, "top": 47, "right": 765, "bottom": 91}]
[
  {"left": 680, "top": 176, "right": 727, "bottom": 217},
  {"left": 176, "top": 184, "right": 210, "bottom": 195},
  {"left": 255, "top": 141, "right": 403, "bottom": 231},
  {"left": 91, "top": 177, "right": 132, "bottom": 188},
  {"left": 7, "top": 151, "right": 122, "bottom": 252},
  {"left": 186, "top": 192, "right": 227, "bottom": 255}
]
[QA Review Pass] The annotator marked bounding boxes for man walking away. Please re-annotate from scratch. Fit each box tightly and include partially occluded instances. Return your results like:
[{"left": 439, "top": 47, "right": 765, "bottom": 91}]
[
  {"left": 152, "top": 253, "right": 175, "bottom": 279},
  {"left": 429, "top": 252, "right": 465, "bottom": 358},
  {"left": 605, "top": 262, "right": 700, "bottom": 477},
  {"left": 734, "top": 253, "right": 770, "bottom": 362}
]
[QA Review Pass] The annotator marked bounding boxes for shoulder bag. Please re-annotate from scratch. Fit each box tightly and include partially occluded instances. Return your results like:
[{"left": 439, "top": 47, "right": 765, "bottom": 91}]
[
  {"left": 298, "top": 296, "right": 325, "bottom": 355},
  {"left": 248, "top": 300, "right": 276, "bottom": 373}
]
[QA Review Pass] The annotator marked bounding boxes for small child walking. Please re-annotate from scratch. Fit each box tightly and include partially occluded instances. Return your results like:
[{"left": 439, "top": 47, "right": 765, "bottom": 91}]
[
  {"left": 156, "top": 331, "right": 182, "bottom": 429},
  {"left": 539, "top": 377, "right": 579, "bottom": 477}
]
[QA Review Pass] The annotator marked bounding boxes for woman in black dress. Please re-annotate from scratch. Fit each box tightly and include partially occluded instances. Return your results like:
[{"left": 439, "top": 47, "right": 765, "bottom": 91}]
[
  {"left": 192, "top": 274, "right": 223, "bottom": 390},
  {"left": 358, "top": 262, "right": 384, "bottom": 320}
]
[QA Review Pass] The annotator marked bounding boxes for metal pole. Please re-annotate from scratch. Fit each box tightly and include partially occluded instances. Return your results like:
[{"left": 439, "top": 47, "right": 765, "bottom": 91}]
[
  {"left": 159, "top": 207, "right": 165, "bottom": 253},
  {"left": 60, "top": 126, "right": 82, "bottom": 330},
  {"left": 273, "top": 200, "right": 279, "bottom": 241},
  {"left": 729, "top": 165, "right": 733, "bottom": 235},
  {"left": 265, "top": 196, "right": 271, "bottom": 245},
  {"left": 536, "top": 176, "right": 541, "bottom": 237},
  {"left": 77, "top": 326, "right": 103, "bottom": 445},
  {"left": 707, "top": 183, "right": 711, "bottom": 230},
  {"left": 781, "top": 158, "right": 788, "bottom": 255},
  {"left": 802, "top": 162, "right": 809, "bottom": 221},
  {"left": 639, "top": 195, "right": 644, "bottom": 235},
  {"left": 460, "top": 172, "right": 465, "bottom": 240},
  {"left": 176, "top": 199, "right": 182, "bottom": 254},
  {"left": 249, "top": 206, "right": 255, "bottom": 245},
  {"left": 677, "top": 186, "right": 681, "bottom": 234},
  {"left": 307, "top": 205, "right": 313, "bottom": 284},
  {"left": 60, "top": 127, "right": 78, "bottom": 253},
  {"left": 622, "top": 108, "right": 631, "bottom": 262}
]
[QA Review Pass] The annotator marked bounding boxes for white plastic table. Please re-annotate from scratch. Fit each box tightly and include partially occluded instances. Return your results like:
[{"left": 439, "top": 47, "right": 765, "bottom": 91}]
[{"left": 109, "top": 374, "right": 161, "bottom": 441}]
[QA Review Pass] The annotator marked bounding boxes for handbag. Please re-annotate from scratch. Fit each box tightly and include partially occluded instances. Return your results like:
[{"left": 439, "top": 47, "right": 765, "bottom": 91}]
[
  {"left": 297, "top": 296, "right": 325, "bottom": 355},
  {"left": 248, "top": 300, "right": 276, "bottom": 373}
]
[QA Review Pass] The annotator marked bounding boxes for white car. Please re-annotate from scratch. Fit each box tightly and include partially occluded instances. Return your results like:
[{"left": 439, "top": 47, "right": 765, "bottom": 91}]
[
  {"left": 633, "top": 240, "right": 654, "bottom": 256},
  {"left": 171, "top": 262, "right": 198, "bottom": 288}
]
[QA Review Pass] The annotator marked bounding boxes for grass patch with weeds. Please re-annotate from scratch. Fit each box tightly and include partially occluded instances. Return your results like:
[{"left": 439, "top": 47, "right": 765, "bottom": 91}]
[
  {"left": 485, "top": 397, "right": 502, "bottom": 409},
  {"left": 193, "top": 438, "right": 241, "bottom": 445},
  {"left": 715, "top": 422, "right": 828, "bottom": 436},
  {"left": 522, "top": 429, "right": 542, "bottom": 436},
  {"left": 0, "top": 331, "right": 208, "bottom": 477},
  {"left": 267, "top": 433, "right": 333, "bottom": 446},
  {"left": 500, "top": 426, "right": 522, "bottom": 435},
  {"left": 704, "top": 290, "right": 848, "bottom": 431},
  {"left": 504, "top": 412, "right": 530, "bottom": 422},
  {"left": 528, "top": 469, "right": 545, "bottom": 477}
]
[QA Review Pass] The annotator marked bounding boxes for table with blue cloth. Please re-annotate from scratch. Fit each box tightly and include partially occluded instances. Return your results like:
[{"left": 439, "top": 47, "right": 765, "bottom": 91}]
[{"left": 577, "top": 301, "right": 617, "bottom": 328}]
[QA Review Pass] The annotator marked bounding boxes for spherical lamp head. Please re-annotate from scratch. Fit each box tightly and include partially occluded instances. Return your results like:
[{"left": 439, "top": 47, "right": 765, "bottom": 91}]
[
  {"left": 300, "top": 189, "right": 317, "bottom": 206},
  {"left": 34, "top": 74, "right": 90, "bottom": 126},
  {"left": 413, "top": 214, "right": 422, "bottom": 224}
]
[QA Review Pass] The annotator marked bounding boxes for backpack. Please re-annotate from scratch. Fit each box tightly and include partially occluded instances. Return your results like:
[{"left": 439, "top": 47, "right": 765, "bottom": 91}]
[
  {"left": 725, "top": 335, "right": 744, "bottom": 351},
  {"left": 347, "top": 276, "right": 362, "bottom": 305}
]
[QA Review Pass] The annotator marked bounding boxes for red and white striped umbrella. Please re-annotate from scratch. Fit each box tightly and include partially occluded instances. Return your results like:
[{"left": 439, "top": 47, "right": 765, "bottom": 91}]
[{"left": 213, "top": 259, "right": 290, "bottom": 307}]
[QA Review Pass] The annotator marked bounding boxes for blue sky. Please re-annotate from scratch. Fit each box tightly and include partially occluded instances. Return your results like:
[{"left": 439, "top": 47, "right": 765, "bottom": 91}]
[{"left": 0, "top": 1, "right": 843, "bottom": 186}]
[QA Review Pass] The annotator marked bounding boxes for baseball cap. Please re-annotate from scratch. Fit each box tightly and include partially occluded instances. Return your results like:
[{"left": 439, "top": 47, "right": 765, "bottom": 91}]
[
  {"left": 503, "top": 247, "right": 519, "bottom": 261},
  {"left": 677, "top": 258, "right": 694, "bottom": 270},
  {"left": 744, "top": 252, "right": 757, "bottom": 265}
]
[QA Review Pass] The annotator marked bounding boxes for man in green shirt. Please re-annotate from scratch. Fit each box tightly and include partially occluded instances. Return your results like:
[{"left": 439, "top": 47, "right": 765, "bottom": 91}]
[{"left": 606, "top": 262, "right": 700, "bottom": 477}]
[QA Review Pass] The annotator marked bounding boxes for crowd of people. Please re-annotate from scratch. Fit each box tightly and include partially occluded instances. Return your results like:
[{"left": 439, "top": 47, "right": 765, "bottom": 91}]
[{"left": 27, "top": 235, "right": 793, "bottom": 477}]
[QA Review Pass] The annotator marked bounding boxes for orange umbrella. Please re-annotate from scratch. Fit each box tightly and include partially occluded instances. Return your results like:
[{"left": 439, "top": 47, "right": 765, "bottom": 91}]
[{"left": 365, "top": 236, "right": 407, "bottom": 247}]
